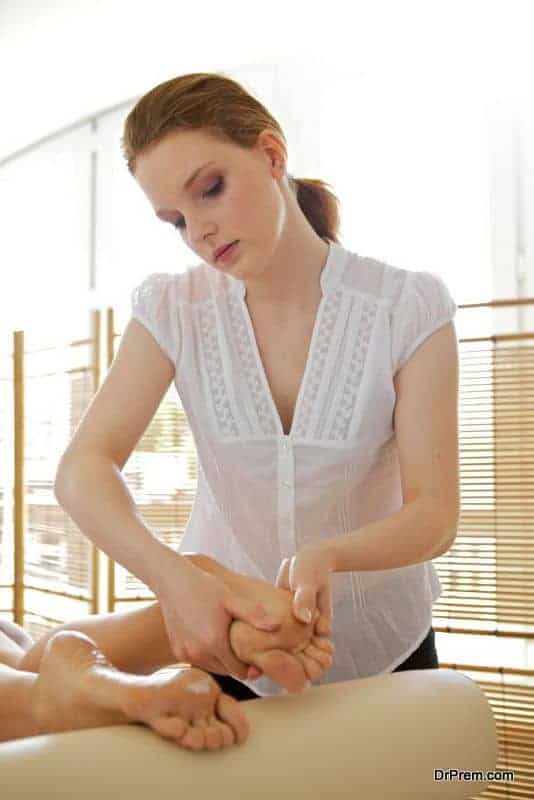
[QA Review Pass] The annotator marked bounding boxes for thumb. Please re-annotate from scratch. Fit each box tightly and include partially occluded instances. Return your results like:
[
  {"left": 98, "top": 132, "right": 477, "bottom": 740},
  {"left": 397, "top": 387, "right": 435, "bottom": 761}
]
[
  {"left": 293, "top": 585, "right": 317, "bottom": 624},
  {"left": 223, "top": 590, "right": 280, "bottom": 631}
]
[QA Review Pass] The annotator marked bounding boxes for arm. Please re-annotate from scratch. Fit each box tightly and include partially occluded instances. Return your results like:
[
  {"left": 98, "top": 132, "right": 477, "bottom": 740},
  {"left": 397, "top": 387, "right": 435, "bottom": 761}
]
[
  {"left": 317, "top": 321, "right": 460, "bottom": 573},
  {"left": 54, "top": 451, "right": 184, "bottom": 594},
  {"left": 315, "top": 496, "right": 456, "bottom": 574},
  {"left": 279, "top": 321, "right": 460, "bottom": 625}
]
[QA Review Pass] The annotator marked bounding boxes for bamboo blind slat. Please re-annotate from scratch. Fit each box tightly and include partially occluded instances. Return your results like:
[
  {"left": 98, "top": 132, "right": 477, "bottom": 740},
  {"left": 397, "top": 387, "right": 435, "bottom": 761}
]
[
  {"left": 1, "top": 297, "right": 533, "bottom": 800},
  {"left": 441, "top": 666, "right": 533, "bottom": 799}
]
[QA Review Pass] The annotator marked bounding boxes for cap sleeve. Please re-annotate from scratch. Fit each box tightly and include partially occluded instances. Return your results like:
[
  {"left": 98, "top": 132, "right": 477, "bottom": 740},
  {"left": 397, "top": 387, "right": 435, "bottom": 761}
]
[
  {"left": 391, "top": 270, "right": 457, "bottom": 376},
  {"left": 130, "top": 272, "right": 181, "bottom": 367}
]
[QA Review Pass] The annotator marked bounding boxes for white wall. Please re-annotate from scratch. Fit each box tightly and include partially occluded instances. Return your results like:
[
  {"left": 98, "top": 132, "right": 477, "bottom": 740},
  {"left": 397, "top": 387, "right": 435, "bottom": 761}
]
[{"left": 0, "top": 0, "right": 531, "bottom": 334}]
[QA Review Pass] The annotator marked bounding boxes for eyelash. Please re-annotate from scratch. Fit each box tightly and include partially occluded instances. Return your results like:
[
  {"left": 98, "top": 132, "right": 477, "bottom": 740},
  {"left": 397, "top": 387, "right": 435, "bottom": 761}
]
[{"left": 173, "top": 178, "right": 225, "bottom": 231}]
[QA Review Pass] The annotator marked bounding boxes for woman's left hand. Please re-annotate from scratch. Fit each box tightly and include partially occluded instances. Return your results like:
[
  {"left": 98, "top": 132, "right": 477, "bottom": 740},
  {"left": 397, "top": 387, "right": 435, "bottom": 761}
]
[{"left": 275, "top": 544, "right": 335, "bottom": 636}]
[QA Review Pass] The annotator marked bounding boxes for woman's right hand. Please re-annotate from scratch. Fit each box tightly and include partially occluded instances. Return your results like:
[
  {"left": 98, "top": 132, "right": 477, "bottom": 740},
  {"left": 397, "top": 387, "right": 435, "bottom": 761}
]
[{"left": 155, "top": 557, "right": 280, "bottom": 680}]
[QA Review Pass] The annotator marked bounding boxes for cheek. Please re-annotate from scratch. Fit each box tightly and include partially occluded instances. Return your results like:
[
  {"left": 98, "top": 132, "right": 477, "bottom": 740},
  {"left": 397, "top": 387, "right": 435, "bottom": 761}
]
[
  {"left": 234, "top": 182, "right": 281, "bottom": 232},
  {"left": 231, "top": 181, "right": 258, "bottom": 220}
]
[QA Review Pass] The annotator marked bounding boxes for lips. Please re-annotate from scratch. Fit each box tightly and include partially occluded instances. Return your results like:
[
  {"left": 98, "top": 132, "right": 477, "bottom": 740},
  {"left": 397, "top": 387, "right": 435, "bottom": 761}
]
[{"left": 215, "top": 241, "right": 238, "bottom": 260}]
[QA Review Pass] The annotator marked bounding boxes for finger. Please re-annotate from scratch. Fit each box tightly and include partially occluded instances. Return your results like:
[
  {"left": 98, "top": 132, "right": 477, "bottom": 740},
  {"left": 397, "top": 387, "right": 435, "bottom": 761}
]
[
  {"left": 224, "top": 591, "right": 280, "bottom": 632},
  {"left": 292, "top": 584, "right": 317, "bottom": 624},
  {"left": 316, "top": 585, "right": 333, "bottom": 635},
  {"left": 182, "top": 642, "right": 229, "bottom": 676},
  {"left": 275, "top": 559, "right": 291, "bottom": 590}
]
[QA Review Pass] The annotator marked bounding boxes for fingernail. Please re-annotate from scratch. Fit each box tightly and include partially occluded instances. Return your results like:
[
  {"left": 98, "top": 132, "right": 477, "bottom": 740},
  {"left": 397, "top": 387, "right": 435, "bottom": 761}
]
[{"left": 300, "top": 608, "right": 312, "bottom": 623}]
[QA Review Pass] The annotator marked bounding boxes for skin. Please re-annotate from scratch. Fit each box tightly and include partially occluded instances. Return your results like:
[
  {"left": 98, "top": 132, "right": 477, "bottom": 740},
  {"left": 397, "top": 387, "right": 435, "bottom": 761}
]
[
  {"left": 17, "top": 554, "right": 334, "bottom": 692},
  {"left": 0, "top": 555, "right": 335, "bottom": 751},
  {"left": 0, "top": 630, "right": 248, "bottom": 751},
  {"left": 133, "top": 126, "right": 330, "bottom": 315}
]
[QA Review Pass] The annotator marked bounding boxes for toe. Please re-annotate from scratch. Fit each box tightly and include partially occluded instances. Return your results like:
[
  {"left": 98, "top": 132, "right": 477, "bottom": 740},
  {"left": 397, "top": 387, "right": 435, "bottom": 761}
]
[
  {"left": 216, "top": 720, "right": 235, "bottom": 748},
  {"left": 305, "top": 643, "right": 333, "bottom": 669},
  {"left": 297, "top": 651, "right": 324, "bottom": 682},
  {"left": 258, "top": 649, "right": 307, "bottom": 692},
  {"left": 312, "top": 636, "right": 335, "bottom": 654},
  {"left": 150, "top": 715, "right": 188, "bottom": 742},
  {"left": 216, "top": 694, "right": 249, "bottom": 745},
  {"left": 181, "top": 725, "right": 205, "bottom": 751},
  {"left": 204, "top": 717, "right": 224, "bottom": 751}
]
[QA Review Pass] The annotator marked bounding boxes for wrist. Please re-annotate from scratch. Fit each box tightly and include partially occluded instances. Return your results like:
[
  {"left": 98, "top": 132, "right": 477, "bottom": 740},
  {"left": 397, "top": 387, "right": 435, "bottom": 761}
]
[
  {"left": 145, "top": 543, "right": 195, "bottom": 594},
  {"left": 304, "top": 539, "right": 338, "bottom": 573}
]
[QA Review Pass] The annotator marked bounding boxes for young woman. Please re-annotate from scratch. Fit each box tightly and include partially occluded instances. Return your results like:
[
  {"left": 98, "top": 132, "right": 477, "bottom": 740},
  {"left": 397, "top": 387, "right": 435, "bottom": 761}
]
[
  {"left": 54, "top": 72, "right": 458, "bottom": 701},
  {"left": 0, "top": 553, "right": 334, "bottom": 748}
]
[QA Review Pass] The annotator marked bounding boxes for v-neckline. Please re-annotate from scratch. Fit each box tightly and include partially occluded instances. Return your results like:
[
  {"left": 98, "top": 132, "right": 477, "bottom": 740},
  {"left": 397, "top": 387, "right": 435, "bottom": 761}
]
[
  {"left": 240, "top": 292, "right": 326, "bottom": 438},
  {"left": 234, "top": 239, "right": 337, "bottom": 438}
]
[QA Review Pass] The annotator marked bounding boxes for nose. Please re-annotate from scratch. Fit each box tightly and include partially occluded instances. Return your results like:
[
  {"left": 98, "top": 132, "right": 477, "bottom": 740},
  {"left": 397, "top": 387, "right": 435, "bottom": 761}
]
[{"left": 190, "top": 223, "right": 216, "bottom": 254}]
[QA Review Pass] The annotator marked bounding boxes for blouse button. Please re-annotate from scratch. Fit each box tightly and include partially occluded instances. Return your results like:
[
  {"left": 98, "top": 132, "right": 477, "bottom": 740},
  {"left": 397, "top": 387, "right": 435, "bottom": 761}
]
[{"left": 282, "top": 480, "right": 292, "bottom": 489}]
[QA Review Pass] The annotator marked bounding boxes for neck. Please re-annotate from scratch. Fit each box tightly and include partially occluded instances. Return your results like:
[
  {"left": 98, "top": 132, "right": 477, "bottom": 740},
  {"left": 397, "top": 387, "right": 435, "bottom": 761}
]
[{"left": 243, "top": 230, "right": 330, "bottom": 313}]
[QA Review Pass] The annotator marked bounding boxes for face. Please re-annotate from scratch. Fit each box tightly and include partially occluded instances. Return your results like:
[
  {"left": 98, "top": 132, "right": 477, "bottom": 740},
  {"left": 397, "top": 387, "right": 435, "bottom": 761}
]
[{"left": 133, "top": 127, "right": 291, "bottom": 277}]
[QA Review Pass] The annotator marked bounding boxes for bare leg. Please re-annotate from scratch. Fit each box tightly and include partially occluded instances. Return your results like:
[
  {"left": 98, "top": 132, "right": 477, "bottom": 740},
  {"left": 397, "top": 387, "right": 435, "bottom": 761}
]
[
  {"left": 0, "top": 619, "right": 34, "bottom": 652},
  {"left": 0, "top": 662, "right": 42, "bottom": 740},
  {"left": 17, "top": 602, "right": 178, "bottom": 676},
  {"left": 0, "top": 628, "right": 248, "bottom": 750},
  {"left": 17, "top": 555, "right": 334, "bottom": 693}
]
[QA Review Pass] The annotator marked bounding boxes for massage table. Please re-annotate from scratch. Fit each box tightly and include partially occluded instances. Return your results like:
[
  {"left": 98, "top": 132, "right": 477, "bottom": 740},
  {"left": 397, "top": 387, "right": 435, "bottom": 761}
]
[{"left": 0, "top": 667, "right": 497, "bottom": 799}]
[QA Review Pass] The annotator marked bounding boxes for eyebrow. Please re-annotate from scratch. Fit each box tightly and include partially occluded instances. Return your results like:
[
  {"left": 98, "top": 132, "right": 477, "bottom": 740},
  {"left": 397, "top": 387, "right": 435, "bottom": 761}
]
[{"left": 156, "top": 160, "right": 216, "bottom": 218}]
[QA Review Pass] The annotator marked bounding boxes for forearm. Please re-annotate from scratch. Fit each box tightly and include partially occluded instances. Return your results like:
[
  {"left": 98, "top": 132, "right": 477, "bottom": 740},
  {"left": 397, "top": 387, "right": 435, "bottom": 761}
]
[
  {"left": 54, "top": 452, "right": 185, "bottom": 593},
  {"left": 323, "top": 498, "right": 455, "bottom": 573},
  {"left": 17, "top": 554, "right": 236, "bottom": 676}
]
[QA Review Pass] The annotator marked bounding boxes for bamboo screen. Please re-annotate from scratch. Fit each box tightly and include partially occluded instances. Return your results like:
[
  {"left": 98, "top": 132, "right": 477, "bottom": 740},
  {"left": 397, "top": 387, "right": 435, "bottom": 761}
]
[
  {"left": 433, "top": 320, "right": 534, "bottom": 640},
  {"left": 0, "top": 297, "right": 532, "bottom": 798}
]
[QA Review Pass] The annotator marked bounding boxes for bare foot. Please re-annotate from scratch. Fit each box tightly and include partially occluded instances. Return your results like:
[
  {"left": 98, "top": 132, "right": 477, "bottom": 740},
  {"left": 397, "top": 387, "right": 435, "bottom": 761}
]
[
  {"left": 187, "top": 555, "right": 335, "bottom": 693},
  {"left": 33, "top": 630, "right": 249, "bottom": 751}
]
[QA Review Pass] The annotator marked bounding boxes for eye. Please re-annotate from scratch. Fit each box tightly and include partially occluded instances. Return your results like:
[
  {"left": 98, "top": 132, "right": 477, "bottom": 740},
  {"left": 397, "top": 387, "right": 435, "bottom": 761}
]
[{"left": 173, "top": 177, "right": 225, "bottom": 231}]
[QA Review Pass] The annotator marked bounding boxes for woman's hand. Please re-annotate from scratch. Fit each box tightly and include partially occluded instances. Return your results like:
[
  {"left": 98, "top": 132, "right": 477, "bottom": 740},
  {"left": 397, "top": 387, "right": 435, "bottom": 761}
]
[
  {"left": 275, "top": 544, "right": 335, "bottom": 636},
  {"left": 154, "top": 554, "right": 280, "bottom": 680}
]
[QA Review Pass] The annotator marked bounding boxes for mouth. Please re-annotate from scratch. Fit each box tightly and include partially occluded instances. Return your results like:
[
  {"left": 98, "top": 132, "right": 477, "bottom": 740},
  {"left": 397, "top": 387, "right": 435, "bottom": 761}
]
[{"left": 215, "top": 240, "right": 239, "bottom": 261}]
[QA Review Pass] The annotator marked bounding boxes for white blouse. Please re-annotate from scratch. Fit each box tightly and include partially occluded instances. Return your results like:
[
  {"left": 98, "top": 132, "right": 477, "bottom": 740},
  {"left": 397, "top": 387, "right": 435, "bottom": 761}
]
[{"left": 131, "top": 239, "right": 457, "bottom": 697}]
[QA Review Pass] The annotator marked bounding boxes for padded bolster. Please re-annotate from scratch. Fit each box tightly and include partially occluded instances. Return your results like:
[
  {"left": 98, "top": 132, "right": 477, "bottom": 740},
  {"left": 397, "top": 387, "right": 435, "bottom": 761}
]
[{"left": 0, "top": 668, "right": 497, "bottom": 799}]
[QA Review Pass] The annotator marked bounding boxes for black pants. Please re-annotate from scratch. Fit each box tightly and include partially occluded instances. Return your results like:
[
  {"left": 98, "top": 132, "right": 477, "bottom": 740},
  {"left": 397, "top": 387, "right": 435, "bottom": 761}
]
[{"left": 209, "top": 625, "right": 439, "bottom": 702}]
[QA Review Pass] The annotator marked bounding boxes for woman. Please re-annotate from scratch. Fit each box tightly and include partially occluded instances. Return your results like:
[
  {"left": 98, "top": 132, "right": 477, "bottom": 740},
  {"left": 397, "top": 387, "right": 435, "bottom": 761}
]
[
  {"left": 0, "top": 553, "right": 334, "bottom": 748},
  {"left": 55, "top": 72, "right": 458, "bottom": 701}
]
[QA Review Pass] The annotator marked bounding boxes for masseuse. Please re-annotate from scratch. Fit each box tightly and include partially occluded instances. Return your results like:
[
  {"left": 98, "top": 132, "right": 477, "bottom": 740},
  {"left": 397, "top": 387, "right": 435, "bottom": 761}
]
[{"left": 55, "top": 71, "right": 460, "bottom": 700}]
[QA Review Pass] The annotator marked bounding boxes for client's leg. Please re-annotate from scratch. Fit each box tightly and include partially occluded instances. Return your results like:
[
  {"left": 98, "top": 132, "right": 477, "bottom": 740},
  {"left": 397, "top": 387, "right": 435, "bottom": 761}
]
[
  {"left": 0, "top": 625, "right": 42, "bottom": 740},
  {"left": 0, "top": 662, "right": 43, "bottom": 741},
  {"left": 0, "top": 619, "right": 34, "bottom": 653},
  {"left": 0, "top": 622, "right": 30, "bottom": 669},
  {"left": 0, "top": 628, "right": 248, "bottom": 750},
  {"left": 18, "top": 555, "right": 334, "bottom": 693}
]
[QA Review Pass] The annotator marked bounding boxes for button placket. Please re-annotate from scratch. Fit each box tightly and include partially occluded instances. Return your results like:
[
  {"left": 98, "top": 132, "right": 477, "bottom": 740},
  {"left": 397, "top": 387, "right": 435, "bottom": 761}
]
[{"left": 277, "top": 435, "right": 296, "bottom": 561}]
